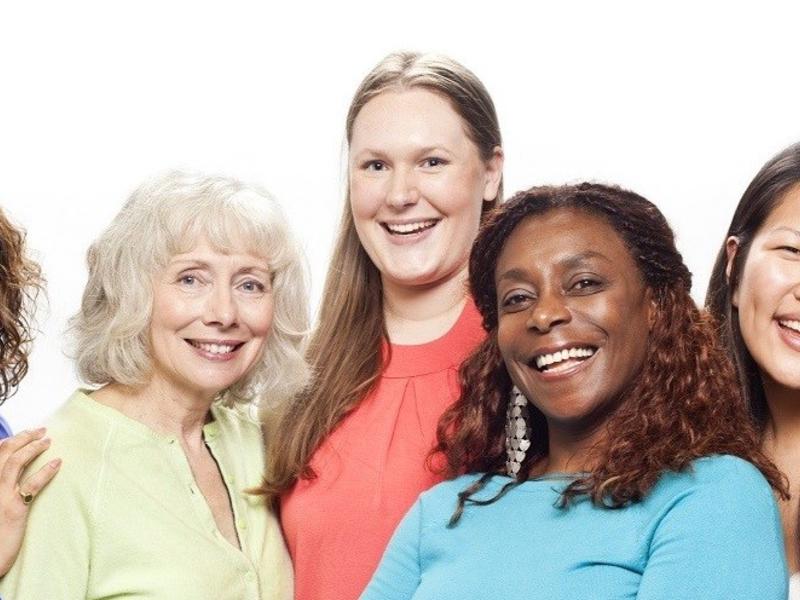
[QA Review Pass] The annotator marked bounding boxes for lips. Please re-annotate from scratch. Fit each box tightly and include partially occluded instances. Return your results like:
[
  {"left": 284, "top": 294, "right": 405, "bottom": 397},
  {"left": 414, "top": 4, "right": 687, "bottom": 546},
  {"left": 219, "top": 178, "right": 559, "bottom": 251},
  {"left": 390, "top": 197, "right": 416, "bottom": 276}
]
[{"left": 382, "top": 219, "right": 439, "bottom": 235}]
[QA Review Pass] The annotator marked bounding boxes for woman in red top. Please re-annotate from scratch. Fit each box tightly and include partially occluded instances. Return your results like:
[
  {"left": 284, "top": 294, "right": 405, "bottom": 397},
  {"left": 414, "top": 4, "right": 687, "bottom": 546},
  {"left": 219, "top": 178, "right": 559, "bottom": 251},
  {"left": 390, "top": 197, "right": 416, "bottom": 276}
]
[{"left": 263, "top": 52, "right": 504, "bottom": 599}]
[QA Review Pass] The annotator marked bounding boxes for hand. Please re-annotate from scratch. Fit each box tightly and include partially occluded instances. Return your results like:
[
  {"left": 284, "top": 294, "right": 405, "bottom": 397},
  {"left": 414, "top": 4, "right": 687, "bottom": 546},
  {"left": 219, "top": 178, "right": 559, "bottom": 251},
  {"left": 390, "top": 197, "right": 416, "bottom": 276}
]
[{"left": 0, "top": 428, "right": 61, "bottom": 576}]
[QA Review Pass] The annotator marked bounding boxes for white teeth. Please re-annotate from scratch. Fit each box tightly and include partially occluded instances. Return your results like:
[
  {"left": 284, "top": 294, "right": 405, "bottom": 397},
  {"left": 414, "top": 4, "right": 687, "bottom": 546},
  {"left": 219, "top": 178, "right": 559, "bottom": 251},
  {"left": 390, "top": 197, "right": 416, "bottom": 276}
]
[
  {"left": 780, "top": 319, "right": 800, "bottom": 333},
  {"left": 385, "top": 220, "right": 437, "bottom": 234},
  {"left": 534, "top": 347, "right": 595, "bottom": 370},
  {"left": 192, "top": 341, "right": 236, "bottom": 354}
]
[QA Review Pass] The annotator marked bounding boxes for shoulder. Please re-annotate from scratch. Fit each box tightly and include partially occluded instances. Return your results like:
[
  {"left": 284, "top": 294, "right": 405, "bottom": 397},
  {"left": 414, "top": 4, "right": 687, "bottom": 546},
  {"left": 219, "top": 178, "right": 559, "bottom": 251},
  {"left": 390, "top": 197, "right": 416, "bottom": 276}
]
[
  {"left": 210, "top": 402, "right": 264, "bottom": 445},
  {"left": 643, "top": 455, "right": 779, "bottom": 532},
  {"left": 38, "top": 390, "right": 118, "bottom": 466},
  {"left": 414, "top": 473, "right": 500, "bottom": 522},
  {"left": 653, "top": 455, "right": 771, "bottom": 498}
]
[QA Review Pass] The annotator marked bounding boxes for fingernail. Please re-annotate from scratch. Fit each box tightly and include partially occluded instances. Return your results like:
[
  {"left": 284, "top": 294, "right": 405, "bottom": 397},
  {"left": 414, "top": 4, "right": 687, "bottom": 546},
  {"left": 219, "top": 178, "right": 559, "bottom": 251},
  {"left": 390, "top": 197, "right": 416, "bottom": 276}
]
[
  {"left": 35, "top": 427, "right": 47, "bottom": 434},
  {"left": 48, "top": 458, "right": 62, "bottom": 468}
]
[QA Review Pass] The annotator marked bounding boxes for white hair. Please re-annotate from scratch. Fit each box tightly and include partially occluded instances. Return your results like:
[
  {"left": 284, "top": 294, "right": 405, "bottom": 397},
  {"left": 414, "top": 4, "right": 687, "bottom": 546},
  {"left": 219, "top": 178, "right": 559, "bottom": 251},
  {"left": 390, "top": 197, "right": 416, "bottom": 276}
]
[{"left": 70, "top": 170, "right": 310, "bottom": 409}]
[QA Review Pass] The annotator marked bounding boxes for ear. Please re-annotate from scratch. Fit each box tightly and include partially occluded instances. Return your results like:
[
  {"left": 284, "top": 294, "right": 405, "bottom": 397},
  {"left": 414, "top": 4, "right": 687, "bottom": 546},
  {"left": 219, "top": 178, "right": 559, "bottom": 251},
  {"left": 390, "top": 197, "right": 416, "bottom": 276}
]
[
  {"left": 482, "top": 146, "right": 504, "bottom": 202},
  {"left": 725, "top": 236, "right": 740, "bottom": 307}
]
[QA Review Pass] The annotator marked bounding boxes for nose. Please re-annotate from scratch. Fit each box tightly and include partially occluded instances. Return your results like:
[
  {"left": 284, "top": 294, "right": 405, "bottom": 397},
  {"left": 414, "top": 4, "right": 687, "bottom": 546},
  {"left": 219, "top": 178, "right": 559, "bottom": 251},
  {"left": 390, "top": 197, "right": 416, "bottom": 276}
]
[
  {"left": 386, "top": 167, "right": 419, "bottom": 209},
  {"left": 203, "top": 284, "right": 238, "bottom": 329},
  {"left": 526, "top": 289, "right": 571, "bottom": 333}
]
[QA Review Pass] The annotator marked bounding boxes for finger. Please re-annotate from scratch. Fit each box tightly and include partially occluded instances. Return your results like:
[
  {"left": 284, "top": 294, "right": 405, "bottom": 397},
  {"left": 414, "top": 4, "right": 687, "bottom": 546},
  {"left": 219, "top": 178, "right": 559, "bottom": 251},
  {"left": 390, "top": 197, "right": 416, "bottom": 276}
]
[
  {"left": 0, "top": 428, "right": 47, "bottom": 471},
  {"left": 0, "top": 437, "right": 51, "bottom": 490},
  {"left": 19, "top": 458, "right": 61, "bottom": 500}
]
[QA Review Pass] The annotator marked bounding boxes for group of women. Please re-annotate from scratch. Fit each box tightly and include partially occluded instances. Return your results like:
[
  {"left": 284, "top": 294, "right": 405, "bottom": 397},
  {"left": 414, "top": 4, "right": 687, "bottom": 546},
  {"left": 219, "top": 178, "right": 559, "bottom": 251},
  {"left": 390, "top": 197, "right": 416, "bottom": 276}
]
[{"left": 0, "top": 51, "right": 798, "bottom": 599}]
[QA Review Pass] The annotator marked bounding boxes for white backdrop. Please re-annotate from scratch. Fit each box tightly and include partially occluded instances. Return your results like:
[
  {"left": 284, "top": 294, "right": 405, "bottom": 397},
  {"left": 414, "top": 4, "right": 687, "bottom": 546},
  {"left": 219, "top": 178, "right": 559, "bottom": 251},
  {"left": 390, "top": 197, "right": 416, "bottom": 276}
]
[{"left": 2, "top": 1, "right": 799, "bottom": 429}]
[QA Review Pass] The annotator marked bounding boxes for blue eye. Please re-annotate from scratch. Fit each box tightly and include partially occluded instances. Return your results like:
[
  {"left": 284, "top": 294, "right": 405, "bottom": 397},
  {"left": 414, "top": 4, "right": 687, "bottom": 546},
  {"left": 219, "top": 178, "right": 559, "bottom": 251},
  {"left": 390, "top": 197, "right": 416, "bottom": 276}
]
[
  {"left": 179, "top": 275, "right": 197, "bottom": 286},
  {"left": 239, "top": 279, "right": 266, "bottom": 293}
]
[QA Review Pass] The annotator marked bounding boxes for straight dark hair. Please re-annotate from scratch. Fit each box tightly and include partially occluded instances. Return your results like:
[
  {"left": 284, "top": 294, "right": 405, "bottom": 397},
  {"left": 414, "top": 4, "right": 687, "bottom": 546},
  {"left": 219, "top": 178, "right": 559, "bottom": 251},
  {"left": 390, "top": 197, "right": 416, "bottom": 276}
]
[{"left": 706, "top": 142, "right": 800, "bottom": 426}]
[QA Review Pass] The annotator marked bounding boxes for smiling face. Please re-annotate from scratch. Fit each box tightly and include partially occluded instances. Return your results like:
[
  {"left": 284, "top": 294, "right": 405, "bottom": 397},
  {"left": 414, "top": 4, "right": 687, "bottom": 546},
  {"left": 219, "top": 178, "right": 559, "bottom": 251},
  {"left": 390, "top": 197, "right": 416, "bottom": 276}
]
[
  {"left": 348, "top": 88, "right": 502, "bottom": 291},
  {"left": 732, "top": 185, "right": 800, "bottom": 393},
  {"left": 148, "top": 238, "right": 274, "bottom": 401},
  {"left": 495, "top": 209, "right": 652, "bottom": 434}
]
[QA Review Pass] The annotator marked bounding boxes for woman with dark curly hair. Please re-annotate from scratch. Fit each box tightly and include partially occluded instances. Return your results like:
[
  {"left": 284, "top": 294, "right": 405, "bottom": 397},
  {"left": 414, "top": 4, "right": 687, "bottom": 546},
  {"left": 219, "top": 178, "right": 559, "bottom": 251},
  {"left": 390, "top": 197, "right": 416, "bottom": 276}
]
[
  {"left": 706, "top": 142, "right": 800, "bottom": 596},
  {"left": 0, "top": 206, "right": 60, "bottom": 576},
  {"left": 362, "top": 183, "right": 788, "bottom": 599}
]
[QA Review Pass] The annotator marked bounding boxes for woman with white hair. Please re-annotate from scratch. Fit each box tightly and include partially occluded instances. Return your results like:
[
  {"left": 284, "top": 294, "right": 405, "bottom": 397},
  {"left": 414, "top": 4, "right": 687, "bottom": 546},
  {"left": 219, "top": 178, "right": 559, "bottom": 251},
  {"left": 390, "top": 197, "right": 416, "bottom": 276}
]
[{"left": 0, "top": 172, "right": 307, "bottom": 599}]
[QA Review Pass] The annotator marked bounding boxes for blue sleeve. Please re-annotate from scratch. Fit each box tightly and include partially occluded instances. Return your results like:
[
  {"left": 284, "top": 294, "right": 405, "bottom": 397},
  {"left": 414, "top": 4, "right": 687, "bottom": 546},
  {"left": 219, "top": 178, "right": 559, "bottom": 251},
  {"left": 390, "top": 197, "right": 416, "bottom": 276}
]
[
  {"left": 360, "top": 499, "right": 423, "bottom": 600},
  {"left": 637, "top": 457, "right": 787, "bottom": 600}
]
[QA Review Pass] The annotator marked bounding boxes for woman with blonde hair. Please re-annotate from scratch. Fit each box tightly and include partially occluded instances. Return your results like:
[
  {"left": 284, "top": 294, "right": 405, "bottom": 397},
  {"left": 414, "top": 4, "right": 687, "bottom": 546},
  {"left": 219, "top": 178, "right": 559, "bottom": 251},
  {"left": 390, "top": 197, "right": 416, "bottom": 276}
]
[
  {"left": 0, "top": 207, "right": 59, "bottom": 577},
  {"left": 264, "top": 51, "right": 504, "bottom": 599},
  {"left": 0, "top": 172, "right": 307, "bottom": 599}
]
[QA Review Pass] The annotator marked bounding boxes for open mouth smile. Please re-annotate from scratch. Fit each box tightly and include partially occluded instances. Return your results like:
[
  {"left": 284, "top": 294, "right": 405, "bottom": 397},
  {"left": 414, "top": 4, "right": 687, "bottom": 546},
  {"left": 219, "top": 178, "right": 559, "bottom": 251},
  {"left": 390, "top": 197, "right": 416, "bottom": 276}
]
[
  {"left": 779, "top": 319, "right": 800, "bottom": 334},
  {"left": 382, "top": 219, "right": 440, "bottom": 235},
  {"left": 185, "top": 339, "right": 245, "bottom": 359},
  {"left": 532, "top": 345, "right": 597, "bottom": 373}
]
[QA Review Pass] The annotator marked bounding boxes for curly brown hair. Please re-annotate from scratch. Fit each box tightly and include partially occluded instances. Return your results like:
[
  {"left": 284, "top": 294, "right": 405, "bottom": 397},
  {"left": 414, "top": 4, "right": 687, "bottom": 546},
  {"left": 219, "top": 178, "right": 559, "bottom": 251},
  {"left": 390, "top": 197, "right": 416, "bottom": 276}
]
[
  {"left": 0, "top": 207, "right": 42, "bottom": 405},
  {"left": 435, "top": 183, "right": 786, "bottom": 524}
]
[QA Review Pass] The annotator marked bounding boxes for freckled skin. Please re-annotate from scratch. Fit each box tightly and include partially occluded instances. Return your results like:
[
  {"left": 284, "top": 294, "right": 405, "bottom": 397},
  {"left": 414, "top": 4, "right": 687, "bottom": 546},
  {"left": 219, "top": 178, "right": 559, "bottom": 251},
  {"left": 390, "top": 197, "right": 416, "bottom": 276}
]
[{"left": 495, "top": 209, "right": 652, "bottom": 443}]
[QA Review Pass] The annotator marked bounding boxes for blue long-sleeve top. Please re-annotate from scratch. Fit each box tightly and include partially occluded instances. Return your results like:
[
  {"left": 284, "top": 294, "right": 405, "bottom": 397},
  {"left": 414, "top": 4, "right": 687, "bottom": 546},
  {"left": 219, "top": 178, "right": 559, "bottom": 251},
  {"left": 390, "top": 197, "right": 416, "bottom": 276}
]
[{"left": 361, "top": 455, "right": 787, "bottom": 600}]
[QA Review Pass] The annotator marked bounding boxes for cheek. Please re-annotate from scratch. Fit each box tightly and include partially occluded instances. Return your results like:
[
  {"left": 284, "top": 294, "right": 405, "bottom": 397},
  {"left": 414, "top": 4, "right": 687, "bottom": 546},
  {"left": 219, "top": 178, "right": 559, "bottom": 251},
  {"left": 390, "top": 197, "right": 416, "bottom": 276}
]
[
  {"left": 241, "top": 300, "right": 274, "bottom": 336},
  {"left": 496, "top": 315, "right": 524, "bottom": 361},
  {"left": 737, "top": 254, "right": 788, "bottom": 323},
  {"left": 349, "top": 177, "right": 382, "bottom": 219},
  {"left": 150, "top": 292, "right": 194, "bottom": 334}
]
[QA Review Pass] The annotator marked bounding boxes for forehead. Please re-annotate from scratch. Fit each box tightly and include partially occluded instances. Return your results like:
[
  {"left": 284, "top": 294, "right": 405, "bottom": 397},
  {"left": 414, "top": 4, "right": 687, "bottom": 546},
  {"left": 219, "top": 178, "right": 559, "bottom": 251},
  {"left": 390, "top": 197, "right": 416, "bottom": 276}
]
[
  {"left": 349, "top": 88, "right": 472, "bottom": 152},
  {"left": 168, "top": 236, "right": 269, "bottom": 267},
  {"left": 761, "top": 184, "right": 800, "bottom": 232},
  {"left": 496, "top": 208, "right": 638, "bottom": 275}
]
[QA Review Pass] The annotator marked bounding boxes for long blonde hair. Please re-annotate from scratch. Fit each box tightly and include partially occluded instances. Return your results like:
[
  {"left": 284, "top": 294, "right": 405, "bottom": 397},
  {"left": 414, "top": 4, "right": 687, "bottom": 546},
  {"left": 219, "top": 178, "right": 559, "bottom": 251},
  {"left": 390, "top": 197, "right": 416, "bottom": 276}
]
[{"left": 262, "top": 51, "right": 503, "bottom": 502}]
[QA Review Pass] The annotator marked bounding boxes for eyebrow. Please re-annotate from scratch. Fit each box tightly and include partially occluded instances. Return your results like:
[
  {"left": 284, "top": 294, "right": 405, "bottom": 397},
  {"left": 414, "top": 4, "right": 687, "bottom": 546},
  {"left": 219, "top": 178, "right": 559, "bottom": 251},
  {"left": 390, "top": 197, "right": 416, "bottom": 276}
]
[
  {"left": 768, "top": 226, "right": 800, "bottom": 239},
  {"left": 169, "top": 259, "right": 270, "bottom": 275},
  {"left": 497, "top": 250, "right": 611, "bottom": 282},
  {"left": 351, "top": 145, "right": 452, "bottom": 160}
]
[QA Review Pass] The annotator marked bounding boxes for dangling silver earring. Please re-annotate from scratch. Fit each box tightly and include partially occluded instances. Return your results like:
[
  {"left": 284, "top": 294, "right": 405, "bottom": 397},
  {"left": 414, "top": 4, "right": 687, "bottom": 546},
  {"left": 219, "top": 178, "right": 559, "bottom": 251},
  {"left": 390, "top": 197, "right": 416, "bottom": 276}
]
[{"left": 505, "top": 386, "right": 532, "bottom": 478}]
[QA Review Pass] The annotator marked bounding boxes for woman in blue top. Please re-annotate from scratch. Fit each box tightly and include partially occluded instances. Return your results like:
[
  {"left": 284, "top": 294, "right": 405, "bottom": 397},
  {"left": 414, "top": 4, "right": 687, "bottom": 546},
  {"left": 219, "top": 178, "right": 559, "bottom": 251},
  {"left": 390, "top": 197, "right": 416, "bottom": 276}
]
[{"left": 362, "top": 183, "right": 789, "bottom": 600}]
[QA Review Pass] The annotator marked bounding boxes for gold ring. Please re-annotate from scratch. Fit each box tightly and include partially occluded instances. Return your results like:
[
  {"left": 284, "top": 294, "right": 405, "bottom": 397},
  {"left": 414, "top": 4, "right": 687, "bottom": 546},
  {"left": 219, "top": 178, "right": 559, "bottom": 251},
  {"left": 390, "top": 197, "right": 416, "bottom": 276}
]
[{"left": 18, "top": 489, "right": 33, "bottom": 505}]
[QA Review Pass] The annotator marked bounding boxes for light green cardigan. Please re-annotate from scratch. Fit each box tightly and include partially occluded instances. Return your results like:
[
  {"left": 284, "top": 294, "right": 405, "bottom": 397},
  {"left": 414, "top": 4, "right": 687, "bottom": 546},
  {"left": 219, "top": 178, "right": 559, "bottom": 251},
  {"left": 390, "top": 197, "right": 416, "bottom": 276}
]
[{"left": 0, "top": 390, "right": 292, "bottom": 599}]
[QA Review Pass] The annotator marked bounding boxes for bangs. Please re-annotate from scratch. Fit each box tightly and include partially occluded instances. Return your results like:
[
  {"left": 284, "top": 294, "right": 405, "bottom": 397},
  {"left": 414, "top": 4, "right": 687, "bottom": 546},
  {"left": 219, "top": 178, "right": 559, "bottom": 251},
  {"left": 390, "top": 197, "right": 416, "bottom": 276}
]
[{"left": 150, "top": 187, "right": 293, "bottom": 273}]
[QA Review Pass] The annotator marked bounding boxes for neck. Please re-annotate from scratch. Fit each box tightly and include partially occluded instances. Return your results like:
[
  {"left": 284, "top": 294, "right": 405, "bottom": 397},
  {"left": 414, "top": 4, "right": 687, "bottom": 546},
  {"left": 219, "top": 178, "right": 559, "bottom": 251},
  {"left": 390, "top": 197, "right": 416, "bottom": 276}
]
[
  {"left": 540, "top": 420, "right": 608, "bottom": 475},
  {"left": 382, "top": 266, "right": 468, "bottom": 344},
  {"left": 763, "top": 375, "right": 800, "bottom": 452},
  {"left": 94, "top": 379, "right": 214, "bottom": 446}
]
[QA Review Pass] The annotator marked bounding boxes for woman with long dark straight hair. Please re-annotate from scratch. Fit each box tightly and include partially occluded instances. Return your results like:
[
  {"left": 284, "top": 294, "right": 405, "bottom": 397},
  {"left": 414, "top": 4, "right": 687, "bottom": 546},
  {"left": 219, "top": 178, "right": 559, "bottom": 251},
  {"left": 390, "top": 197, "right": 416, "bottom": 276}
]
[
  {"left": 262, "top": 52, "right": 504, "bottom": 599},
  {"left": 706, "top": 142, "right": 800, "bottom": 596}
]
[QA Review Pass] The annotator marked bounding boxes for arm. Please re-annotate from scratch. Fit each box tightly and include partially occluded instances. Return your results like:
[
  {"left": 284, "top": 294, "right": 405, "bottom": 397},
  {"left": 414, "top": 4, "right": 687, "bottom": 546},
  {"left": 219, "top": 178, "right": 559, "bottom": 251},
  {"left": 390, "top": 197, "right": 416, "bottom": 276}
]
[
  {"left": 360, "top": 499, "right": 424, "bottom": 600},
  {"left": 0, "top": 428, "right": 61, "bottom": 576},
  {"left": 636, "top": 457, "right": 788, "bottom": 600}
]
